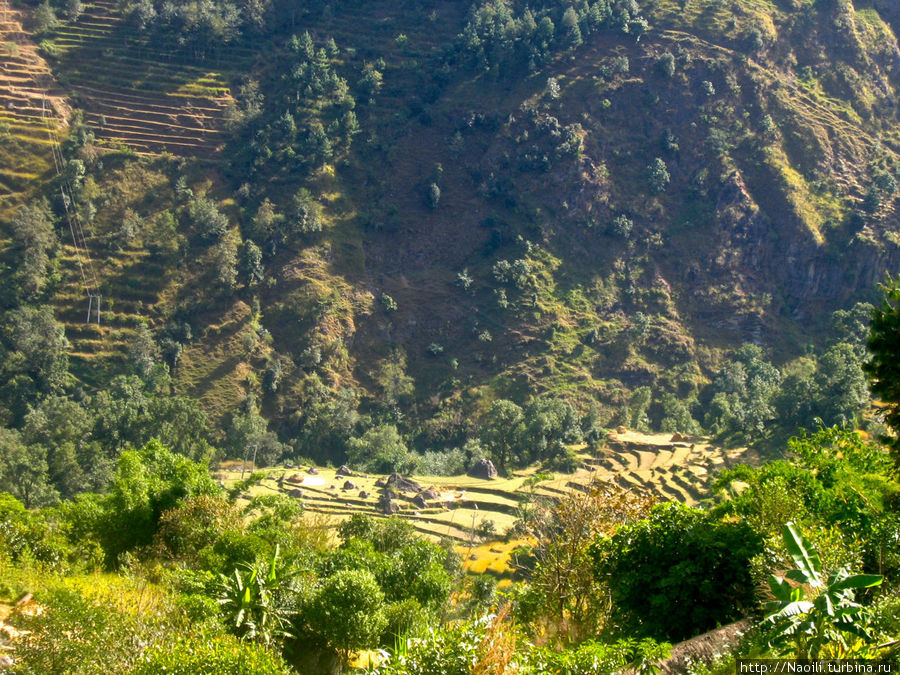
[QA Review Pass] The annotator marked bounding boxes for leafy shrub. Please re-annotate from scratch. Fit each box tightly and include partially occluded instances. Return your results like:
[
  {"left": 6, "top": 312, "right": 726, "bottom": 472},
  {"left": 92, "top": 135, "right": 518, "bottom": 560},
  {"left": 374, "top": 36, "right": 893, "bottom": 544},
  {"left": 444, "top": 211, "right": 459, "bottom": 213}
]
[
  {"left": 305, "top": 568, "right": 387, "bottom": 655},
  {"left": 529, "top": 638, "right": 670, "bottom": 674},
  {"left": 593, "top": 502, "right": 763, "bottom": 641},
  {"left": 9, "top": 587, "right": 161, "bottom": 673},
  {"left": 135, "top": 634, "right": 291, "bottom": 674},
  {"left": 416, "top": 448, "right": 467, "bottom": 476}
]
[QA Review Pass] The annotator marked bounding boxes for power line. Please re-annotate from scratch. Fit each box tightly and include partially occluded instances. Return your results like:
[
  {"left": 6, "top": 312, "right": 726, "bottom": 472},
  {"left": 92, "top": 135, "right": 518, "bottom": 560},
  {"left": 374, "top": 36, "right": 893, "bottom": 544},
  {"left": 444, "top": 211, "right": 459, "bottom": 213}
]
[{"left": 41, "top": 96, "right": 102, "bottom": 323}]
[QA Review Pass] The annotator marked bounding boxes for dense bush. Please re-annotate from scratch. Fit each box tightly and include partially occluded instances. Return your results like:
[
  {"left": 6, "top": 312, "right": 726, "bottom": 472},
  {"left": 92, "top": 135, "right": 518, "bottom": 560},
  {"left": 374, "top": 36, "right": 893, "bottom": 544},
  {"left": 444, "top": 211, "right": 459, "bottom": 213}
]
[{"left": 593, "top": 502, "right": 764, "bottom": 641}]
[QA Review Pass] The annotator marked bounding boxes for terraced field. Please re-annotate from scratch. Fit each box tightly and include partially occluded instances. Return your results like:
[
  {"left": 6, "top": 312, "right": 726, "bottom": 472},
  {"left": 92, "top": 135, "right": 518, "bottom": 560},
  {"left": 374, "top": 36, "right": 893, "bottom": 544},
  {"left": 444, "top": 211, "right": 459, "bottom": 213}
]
[
  {"left": 0, "top": 0, "right": 66, "bottom": 219},
  {"left": 55, "top": 244, "right": 177, "bottom": 385},
  {"left": 43, "top": 0, "right": 238, "bottom": 157},
  {"left": 223, "top": 430, "right": 759, "bottom": 577}
]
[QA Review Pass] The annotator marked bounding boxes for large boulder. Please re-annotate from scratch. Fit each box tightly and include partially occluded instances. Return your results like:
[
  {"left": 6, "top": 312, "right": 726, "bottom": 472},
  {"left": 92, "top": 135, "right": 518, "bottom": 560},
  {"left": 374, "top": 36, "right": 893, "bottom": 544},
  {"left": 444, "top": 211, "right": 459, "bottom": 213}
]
[
  {"left": 378, "top": 493, "right": 399, "bottom": 515},
  {"left": 342, "top": 480, "right": 358, "bottom": 490},
  {"left": 386, "top": 472, "right": 422, "bottom": 492},
  {"left": 288, "top": 488, "right": 304, "bottom": 498},
  {"left": 359, "top": 490, "right": 369, "bottom": 499},
  {"left": 412, "top": 493, "right": 428, "bottom": 509},
  {"left": 421, "top": 488, "right": 439, "bottom": 501},
  {"left": 306, "top": 467, "right": 319, "bottom": 475},
  {"left": 468, "top": 458, "right": 498, "bottom": 480},
  {"left": 336, "top": 465, "right": 353, "bottom": 477},
  {"left": 374, "top": 477, "right": 388, "bottom": 488}
]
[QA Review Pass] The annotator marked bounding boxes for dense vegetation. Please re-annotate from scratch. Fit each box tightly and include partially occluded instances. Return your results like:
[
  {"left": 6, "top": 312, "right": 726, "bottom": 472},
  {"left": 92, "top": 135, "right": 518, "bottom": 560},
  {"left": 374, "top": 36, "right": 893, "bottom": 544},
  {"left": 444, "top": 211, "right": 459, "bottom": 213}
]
[
  {"left": 4, "top": 0, "right": 899, "bottom": 447},
  {"left": 4, "top": 0, "right": 900, "bottom": 670}
]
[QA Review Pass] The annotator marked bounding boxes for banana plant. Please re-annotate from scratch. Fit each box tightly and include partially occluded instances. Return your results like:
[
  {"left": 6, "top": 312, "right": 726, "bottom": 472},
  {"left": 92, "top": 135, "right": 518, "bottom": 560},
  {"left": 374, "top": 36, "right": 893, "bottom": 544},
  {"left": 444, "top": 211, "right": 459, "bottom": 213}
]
[
  {"left": 217, "top": 544, "right": 295, "bottom": 647},
  {"left": 765, "top": 522, "right": 882, "bottom": 659}
]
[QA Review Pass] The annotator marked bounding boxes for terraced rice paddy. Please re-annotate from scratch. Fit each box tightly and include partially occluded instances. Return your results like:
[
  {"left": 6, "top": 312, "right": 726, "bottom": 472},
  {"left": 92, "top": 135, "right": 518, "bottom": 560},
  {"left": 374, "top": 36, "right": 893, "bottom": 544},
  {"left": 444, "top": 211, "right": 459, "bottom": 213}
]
[
  {"left": 42, "top": 0, "right": 237, "bottom": 157},
  {"left": 222, "top": 430, "right": 760, "bottom": 578},
  {"left": 0, "top": 1, "right": 65, "bottom": 218}
]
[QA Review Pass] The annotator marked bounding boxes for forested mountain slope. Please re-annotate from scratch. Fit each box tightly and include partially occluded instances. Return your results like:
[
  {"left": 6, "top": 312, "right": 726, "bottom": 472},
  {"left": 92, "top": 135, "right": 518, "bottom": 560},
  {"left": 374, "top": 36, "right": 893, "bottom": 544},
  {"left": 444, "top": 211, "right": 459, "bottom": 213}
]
[{"left": 1, "top": 0, "right": 898, "bottom": 457}]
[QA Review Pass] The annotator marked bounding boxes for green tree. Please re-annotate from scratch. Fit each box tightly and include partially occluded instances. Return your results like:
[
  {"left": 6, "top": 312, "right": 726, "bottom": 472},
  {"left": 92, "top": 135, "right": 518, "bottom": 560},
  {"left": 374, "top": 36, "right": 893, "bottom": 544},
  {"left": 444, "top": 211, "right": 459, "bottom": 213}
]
[
  {"left": 0, "top": 428, "right": 58, "bottom": 508},
  {"left": 251, "top": 198, "right": 281, "bottom": 241},
  {"left": 521, "top": 396, "right": 582, "bottom": 465},
  {"left": 865, "top": 277, "right": 900, "bottom": 452},
  {"left": 212, "top": 237, "right": 239, "bottom": 290},
  {"left": 240, "top": 239, "right": 264, "bottom": 287},
  {"left": 23, "top": 395, "right": 104, "bottom": 497},
  {"left": 188, "top": 196, "right": 229, "bottom": 240},
  {"left": 10, "top": 201, "right": 56, "bottom": 298},
  {"left": 33, "top": 0, "right": 58, "bottom": 34},
  {"left": 65, "top": 0, "right": 83, "bottom": 22},
  {"left": 225, "top": 402, "right": 284, "bottom": 467},
  {"left": 291, "top": 188, "right": 323, "bottom": 233},
  {"left": 128, "top": 323, "right": 160, "bottom": 379},
  {"left": 306, "top": 568, "right": 387, "bottom": 659},
  {"left": 814, "top": 342, "right": 869, "bottom": 427},
  {"left": 480, "top": 399, "right": 525, "bottom": 473},
  {"left": 1, "top": 306, "right": 70, "bottom": 410},
  {"left": 647, "top": 157, "right": 670, "bottom": 193},
  {"left": 561, "top": 6, "right": 582, "bottom": 48},
  {"left": 92, "top": 439, "right": 220, "bottom": 565},
  {"left": 593, "top": 502, "right": 763, "bottom": 642},
  {"left": 658, "top": 393, "right": 700, "bottom": 434},
  {"left": 426, "top": 182, "right": 441, "bottom": 209},
  {"left": 705, "top": 344, "right": 782, "bottom": 440},
  {"left": 346, "top": 424, "right": 416, "bottom": 474}
]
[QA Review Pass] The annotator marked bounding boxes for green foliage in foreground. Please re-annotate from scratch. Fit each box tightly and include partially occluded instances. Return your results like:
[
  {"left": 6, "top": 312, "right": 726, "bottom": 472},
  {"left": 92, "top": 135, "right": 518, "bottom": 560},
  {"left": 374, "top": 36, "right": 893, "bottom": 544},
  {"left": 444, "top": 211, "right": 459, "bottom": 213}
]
[
  {"left": 367, "top": 611, "right": 671, "bottom": 675},
  {"left": 867, "top": 275, "right": 900, "bottom": 457},
  {"left": 2, "top": 424, "right": 900, "bottom": 673},
  {"left": 766, "top": 522, "right": 883, "bottom": 660},
  {"left": 135, "top": 635, "right": 291, "bottom": 674},
  {"left": 592, "top": 502, "right": 764, "bottom": 642}
]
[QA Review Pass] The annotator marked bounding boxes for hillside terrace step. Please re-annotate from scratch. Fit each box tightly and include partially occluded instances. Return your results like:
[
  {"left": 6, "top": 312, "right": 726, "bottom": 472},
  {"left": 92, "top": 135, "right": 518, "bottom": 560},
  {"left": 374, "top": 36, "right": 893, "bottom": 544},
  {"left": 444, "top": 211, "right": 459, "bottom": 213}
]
[
  {"left": 597, "top": 454, "right": 627, "bottom": 472},
  {"left": 670, "top": 472, "right": 702, "bottom": 500},
  {"left": 670, "top": 445, "right": 693, "bottom": 464},
  {"left": 655, "top": 480, "right": 689, "bottom": 503},
  {"left": 0, "top": 72, "right": 41, "bottom": 85},
  {"left": 0, "top": 51, "right": 47, "bottom": 66},
  {"left": 89, "top": 122, "right": 224, "bottom": 145},
  {"left": 62, "top": 71, "right": 229, "bottom": 95},
  {"left": 54, "top": 54, "right": 228, "bottom": 81},
  {"left": 0, "top": 100, "right": 44, "bottom": 114},
  {"left": 92, "top": 128, "right": 218, "bottom": 150},
  {"left": 650, "top": 449, "right": 674, "bottom": 468},
  {"left": 69, "top": 351, "right": 128, "bottom": 361},
  {"left": 619, "top": 449, "right": 642, "bottom": 471},
  {"left": 526, "top": 485, "right": 566, "bottom": 502},
  {"left": 54, "top": 44, "right": 238, "bottom": 77},
  {"left": 0, "top": 63, "right": 48, "bottom": 76},
  {"left": 84, "top": 115, "right": 224, "bottom": 139},
  {"left": 92, "top": 137, "right": 218, "bottom": 156},
  {"left": 657, "top": 474, "right": 692, "bottom": 500},
  {"left": 85, "top": 113, "right": 225, "bottom": 136},
  {"left": 73, "top": 84, "right": 230, "bottom": 111},
  {"left": 58, "top": 45, "right": 238, "bottom": 75}
]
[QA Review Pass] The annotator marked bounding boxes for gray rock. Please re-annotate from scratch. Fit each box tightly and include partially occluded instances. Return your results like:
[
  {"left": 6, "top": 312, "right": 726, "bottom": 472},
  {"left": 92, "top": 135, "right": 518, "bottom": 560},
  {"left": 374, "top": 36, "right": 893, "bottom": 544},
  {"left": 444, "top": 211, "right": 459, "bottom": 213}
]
[{"left": 468, "top": 458, "right": 498, "bottom": 479}]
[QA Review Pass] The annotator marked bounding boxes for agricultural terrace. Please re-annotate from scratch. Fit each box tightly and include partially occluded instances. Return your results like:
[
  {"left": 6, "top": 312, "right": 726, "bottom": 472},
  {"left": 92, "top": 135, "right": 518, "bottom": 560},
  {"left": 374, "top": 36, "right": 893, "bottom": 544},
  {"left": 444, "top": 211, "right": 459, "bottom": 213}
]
[
  {"left": 0, "top": 0, "right": 65, "bottom": 221},
  {"left": 41, "top": 0, "right": 237, "bottom": 156},
  {"left": 222, "top": 430, "right": 759, "bottom": 581}
]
